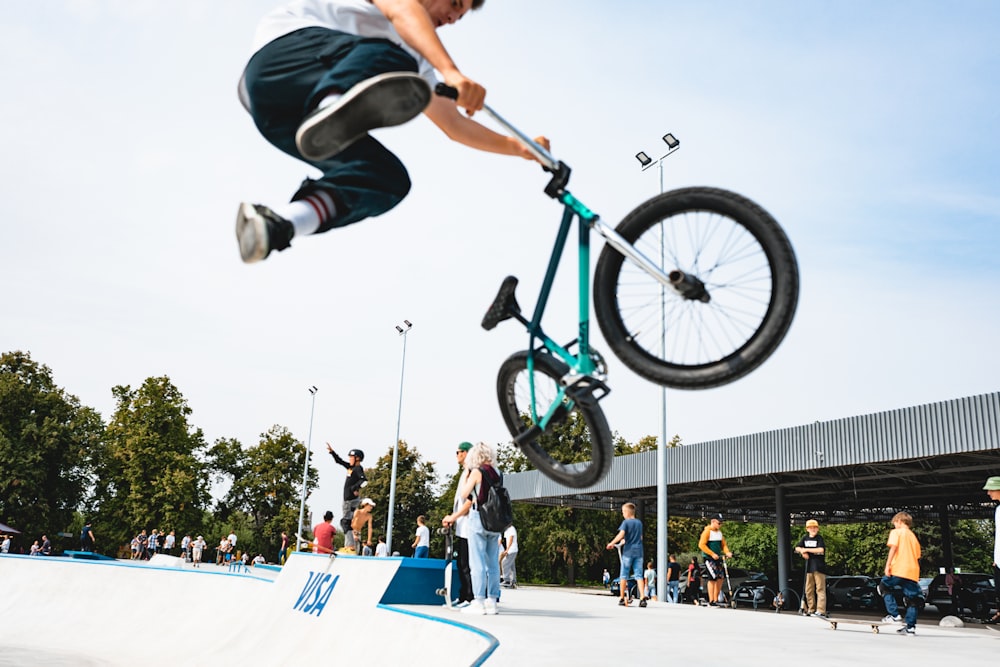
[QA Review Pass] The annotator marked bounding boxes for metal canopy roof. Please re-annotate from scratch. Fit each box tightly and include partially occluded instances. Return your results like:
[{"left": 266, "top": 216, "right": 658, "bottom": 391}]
[{"left": 505, "top": 391, "right": 1000, "bottom": 523}]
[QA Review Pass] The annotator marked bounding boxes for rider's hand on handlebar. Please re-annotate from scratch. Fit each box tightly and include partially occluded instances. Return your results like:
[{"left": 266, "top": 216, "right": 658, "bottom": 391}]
[
  {"left": 511, "top": 135, "right": 551, "bottom": 163},
  {"left": 444, "top": 74, "right": 485, "bottom": 117}
]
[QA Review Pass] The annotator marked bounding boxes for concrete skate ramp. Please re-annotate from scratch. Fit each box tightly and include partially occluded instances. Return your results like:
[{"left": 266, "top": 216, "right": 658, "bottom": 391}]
[{"left": 0, "top": 553, "right": 496, "bottom": 666}]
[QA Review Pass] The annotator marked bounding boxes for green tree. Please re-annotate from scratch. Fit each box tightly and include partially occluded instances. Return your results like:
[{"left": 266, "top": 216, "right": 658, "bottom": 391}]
[
  {"left": 364, "top": 440, "right": 439, "bottom": 554},
  {"left": 92, "top": 376, "right": 210, "bottom": 552},
  {"left": 207, "top": 425, "right": 318, "bottom": 561},
  {"left": 0, "top": 351, "right": 103, "bottom": 551}
]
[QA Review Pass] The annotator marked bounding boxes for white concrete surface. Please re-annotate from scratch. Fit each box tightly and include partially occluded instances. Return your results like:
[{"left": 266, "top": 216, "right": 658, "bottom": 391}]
[
  {"left": 0, "top": 552, "right": 494, "bottom": 666},
  {"left": 2, "top": 553, "right": 995, "bottom": 667}
]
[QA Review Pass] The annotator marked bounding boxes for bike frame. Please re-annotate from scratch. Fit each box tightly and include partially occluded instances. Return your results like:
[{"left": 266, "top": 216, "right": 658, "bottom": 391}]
[{"left": 481, "top": 104, "right": 678, "bottom": 431}]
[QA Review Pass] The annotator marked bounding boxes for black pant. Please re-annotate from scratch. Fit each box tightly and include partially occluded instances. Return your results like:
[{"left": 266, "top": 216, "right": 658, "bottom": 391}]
[
  {"left": 456, "top": 537, "right": 474, "bottom": 603},
  {"left": 243, "top": 28, "right": 419, "bottom": 231}
]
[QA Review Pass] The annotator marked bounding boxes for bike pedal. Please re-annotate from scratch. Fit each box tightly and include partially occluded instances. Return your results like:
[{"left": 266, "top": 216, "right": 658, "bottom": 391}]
[{"left": 481, "top": 276, "right": 521, "bottom": 331}]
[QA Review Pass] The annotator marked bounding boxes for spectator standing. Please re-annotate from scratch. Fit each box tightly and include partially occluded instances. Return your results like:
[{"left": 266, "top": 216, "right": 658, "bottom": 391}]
[
  {"left": 444, "top": 442, "right": 503, "bottom": 616},
  {"left": 191, "top": 536, "right": 206, "bottom": 567},
  {"left": 40, "top": 535, "right": 52, "bottom": 555},
  {"left": 606, "top": 502, "right": 647, "bottom": 607},
  {"left": 30, "top": 540, "right": 40, "bottom": 556},
  {"left": 443, "top": 441, "right": 475, "bottom": 608},
  {"left": 278, "top": 531, "right": 290, "bottom": 565},
  {"left": 375, "top": 535, "right": 389, "bottom": 557},
  {"left": 327, "top": 444, "right": 367, "bottom": 552},
  {"left": 602, "top": 569, "right": 610, "bottom": 588},
  {"left": 666, "top": 554, "right": 681, "bottom": 603},
  {"left": 180, "top": 534, "right": 192, "bottom": 562},
  {"left": 1, "top": 535, "right": 10, "bottom": 554},
  {"left": 148, "top": 529, "right": 160, "bottom": 556},
  {"left": 313, "top": 511, "right": 336, "bottom": 555},
  {"left": 698, "top": 514, "right": 732, "bottom": 606},
  {"left": 685, "top": 557, "right": 702, "bottom": 605},
  {"left": 80, "top": 522, "right": 95, "bottom": 552},
  {"left": 880, "top": 511, "right": 923, "bottom": 635},
  {"left": 227, "top": 530, "right": 238, "bottom": 559},
  {"left": 411, "top": 516, "right": 430, "bottom": 558},
  {"left": 164, "top": 530, "right": 176, "bottom": 556},
  {"left": 644, "top": 561, "right": 657, "bottom": 601},
  {"left": 984, "top": 476, "right": 1000, "bottom": 623},
  {"left": 499, "top": 524, "right": 518, "bottom": 589},
  {"left": 794, "top": 519, "right": 828, "bottom": 618}
]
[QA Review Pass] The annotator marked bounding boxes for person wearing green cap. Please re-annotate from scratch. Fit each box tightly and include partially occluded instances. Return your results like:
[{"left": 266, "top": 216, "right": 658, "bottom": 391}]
[
  {"left": 442, "top": 442, "right": 474, "bottom": 607},
  {"left": 983, "top": 476, "right": 1000, "bottom": 622}
]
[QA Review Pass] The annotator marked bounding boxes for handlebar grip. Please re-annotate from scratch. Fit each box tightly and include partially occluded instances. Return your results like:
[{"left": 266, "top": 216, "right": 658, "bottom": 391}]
[{"left": 434, "top": 83, "right": 459, "bottom": 101}]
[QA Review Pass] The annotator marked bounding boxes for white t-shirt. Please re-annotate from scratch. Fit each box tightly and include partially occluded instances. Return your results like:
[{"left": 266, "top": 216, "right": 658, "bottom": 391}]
[
  {"left": 502, "top": 525, "right": 518, "bottom": 555},
  {"left": 994, "top": 505, "right": 1000, "bottom": 566},
  {"left": 251, "top": 0, "right": 438, "bottom": 86},
  {"left": 228, "top": 533, "right": 238, "bottom": 548},
  {"left": 415, "top": 524, "right": 430, "bottom": 548},
  {"left": 375, "top": 541, "right": 389, "bottom": 557},
  {"left": 452, "top": 469, "right": 471, "bottom": 539}
]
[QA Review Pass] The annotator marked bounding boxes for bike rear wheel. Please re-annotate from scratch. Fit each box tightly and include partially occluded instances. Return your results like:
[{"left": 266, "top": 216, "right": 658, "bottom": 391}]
[
  {"left": 594, "top": 187, "right": 799, "bottom": 389},
  {"left": 497, "top": 350, "right": 613, "bottom": 488}
]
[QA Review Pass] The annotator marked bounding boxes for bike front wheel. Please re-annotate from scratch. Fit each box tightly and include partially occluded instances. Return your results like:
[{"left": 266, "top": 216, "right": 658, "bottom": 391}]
[
  {"left": 496, "top": 350, "right": 613, "bottom": 488},
  {"left": 594, "top": 187, "right": 799, "bottom": 389}
]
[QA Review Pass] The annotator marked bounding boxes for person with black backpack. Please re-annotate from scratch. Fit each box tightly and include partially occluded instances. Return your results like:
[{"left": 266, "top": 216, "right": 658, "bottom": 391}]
[{"left": 443, "top": 441, "right": 507, "bottom": 616}]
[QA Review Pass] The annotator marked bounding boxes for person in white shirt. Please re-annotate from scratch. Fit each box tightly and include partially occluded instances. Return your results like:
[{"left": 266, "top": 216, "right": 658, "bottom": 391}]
[
  {"left": 411, "top": 515, "right": 430, "bottom": 558},
  {"left": 375, "top": 535, "right": 389, "bottom": 557},
  {"left": 984, "top": 476, "right": 1000, "bottom": 623},
  {"left": 499, "top": 524, "right": 518, "bottom": 588}
]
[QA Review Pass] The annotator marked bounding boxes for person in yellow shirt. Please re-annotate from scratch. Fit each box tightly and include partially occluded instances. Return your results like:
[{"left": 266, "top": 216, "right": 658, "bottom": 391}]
[{"left": 879, "top": 511, "right": 923, "bottom": 635}]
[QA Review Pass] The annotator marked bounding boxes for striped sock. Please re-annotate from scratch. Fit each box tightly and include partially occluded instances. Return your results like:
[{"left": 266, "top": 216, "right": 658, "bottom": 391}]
[{"left": 275, "top": 191, "right": 337, "bottom": 237}]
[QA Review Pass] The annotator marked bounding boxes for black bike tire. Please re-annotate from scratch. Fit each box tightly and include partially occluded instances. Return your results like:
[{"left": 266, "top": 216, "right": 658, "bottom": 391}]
[
  {"left": 496, "top": 350, "right": 613, "bottom": 488},
  {"left": 593, "top": 187, "right": 799, "bottom": 389}
]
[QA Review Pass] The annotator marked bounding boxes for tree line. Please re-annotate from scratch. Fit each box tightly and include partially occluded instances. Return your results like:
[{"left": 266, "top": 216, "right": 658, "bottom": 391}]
[{"left": 1, "top": 349, "right": 992, "bottom": 581}]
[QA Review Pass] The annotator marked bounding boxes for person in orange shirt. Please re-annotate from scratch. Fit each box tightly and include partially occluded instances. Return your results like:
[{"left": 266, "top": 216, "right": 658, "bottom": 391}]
[{"left": 879, "top": 511, "right": 923, "bottom": 635}]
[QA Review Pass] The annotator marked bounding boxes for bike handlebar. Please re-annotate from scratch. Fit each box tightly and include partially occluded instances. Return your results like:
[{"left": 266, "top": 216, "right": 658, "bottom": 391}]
[{"left": 434, "top": 83, "right": 560, "bottom": 173}]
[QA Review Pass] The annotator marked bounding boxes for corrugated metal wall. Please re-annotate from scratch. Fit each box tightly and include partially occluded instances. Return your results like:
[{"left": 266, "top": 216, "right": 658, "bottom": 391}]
[{"left": 507, "top": 391, "right": 1000, "bottom": 500}]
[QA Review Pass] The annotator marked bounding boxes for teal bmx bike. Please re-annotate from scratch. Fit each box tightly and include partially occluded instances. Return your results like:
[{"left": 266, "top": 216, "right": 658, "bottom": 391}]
[{"left": 437, "top": 85, "right": 799, "bottom": 489}]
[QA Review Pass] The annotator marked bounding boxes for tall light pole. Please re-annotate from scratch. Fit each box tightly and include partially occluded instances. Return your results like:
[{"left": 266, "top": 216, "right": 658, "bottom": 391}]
[
  {"left": 635, "top": 133, "right": 679, "bottom": 600},
  {"left": 385, "top": 319, "right": 412, "bottom": 554},
  {"left": 296, "top": 385, "right": 319, "bottom": 552}
]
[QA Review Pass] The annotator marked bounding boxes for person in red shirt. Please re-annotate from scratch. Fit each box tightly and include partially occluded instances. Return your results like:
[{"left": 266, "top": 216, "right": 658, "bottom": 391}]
[{"left": 313, "top": 510, "right": 336, "bottom": 554}]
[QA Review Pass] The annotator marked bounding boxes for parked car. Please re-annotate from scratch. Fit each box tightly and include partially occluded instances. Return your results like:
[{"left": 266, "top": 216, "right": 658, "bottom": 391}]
[
  {"left": 927, "top": 572, "right": 996, "bottom": 619},
  {"left": 825, "top": 575, "right": 873, "bottom": 610},
  {"left": 919, "top": 576, "right": 933, "bottom": 598},
  {"left": 608, "top": 575, "right": 639, "bottom": 600}
]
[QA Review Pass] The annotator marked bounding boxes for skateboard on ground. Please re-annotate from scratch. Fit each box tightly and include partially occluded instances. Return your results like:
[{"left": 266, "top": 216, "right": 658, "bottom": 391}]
[
  {"left": 815, "top": 615, "right": 900, "bottom": 633},
  {"left": 436, "top": 526, "right": 454, "bottom": 609}
]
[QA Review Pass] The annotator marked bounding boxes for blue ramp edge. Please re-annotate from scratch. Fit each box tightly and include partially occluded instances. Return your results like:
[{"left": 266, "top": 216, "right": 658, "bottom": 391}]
[{"left": 378, "top": 603, "right": 499, "bottom": 666}]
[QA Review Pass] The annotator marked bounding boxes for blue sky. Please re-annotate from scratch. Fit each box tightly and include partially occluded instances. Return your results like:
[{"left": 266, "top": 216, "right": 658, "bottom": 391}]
[{"left": 2, "top": 1, "right": 998, "bottom": 525}]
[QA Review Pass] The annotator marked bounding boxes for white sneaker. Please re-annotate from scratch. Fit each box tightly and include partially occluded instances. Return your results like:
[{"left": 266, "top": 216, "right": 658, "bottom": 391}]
[
  {"left": 881, "top": 614, "right": 902, "bottom": 623},
  {"left": 484, "top": 599, "right": 498, "bottom": 615},
  {"left": 461, "top": 600, "right": 485, "bottom": 615},
  {"left": 453, "top": 600, "right": 470, "bottom": 609}
]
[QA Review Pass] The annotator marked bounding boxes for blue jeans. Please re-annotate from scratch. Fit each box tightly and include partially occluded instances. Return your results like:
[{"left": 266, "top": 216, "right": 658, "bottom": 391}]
[
  {"left": 243, "top": 28, "right": 419, "bottom": 230},
  {"left": 468, "top": 512, "right": 501, "bottom": 601},
  {"left": 668, "top": 580, "right": 680, "bottom": 603},
  {"left": 413, "top": 545, "right": 429, "bottom": 559},
  {"left": 881, "top": 575, "right": 921, "bottom": 627}
]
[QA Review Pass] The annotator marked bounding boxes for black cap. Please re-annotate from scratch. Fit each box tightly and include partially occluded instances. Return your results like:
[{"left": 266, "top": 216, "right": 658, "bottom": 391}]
[{"left": 349, "top": 449, "right": 364, "bottom": 461}]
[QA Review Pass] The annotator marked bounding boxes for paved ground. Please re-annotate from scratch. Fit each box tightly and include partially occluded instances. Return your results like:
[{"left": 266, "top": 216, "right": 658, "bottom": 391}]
[{"left": 400, "top": 586, "right": 998, "bottom": 666}]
